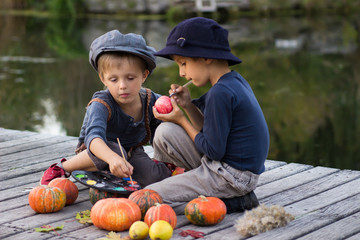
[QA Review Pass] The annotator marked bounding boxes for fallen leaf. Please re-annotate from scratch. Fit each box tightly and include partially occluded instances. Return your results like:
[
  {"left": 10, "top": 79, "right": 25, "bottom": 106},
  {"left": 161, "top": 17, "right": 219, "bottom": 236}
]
[
  {"left": 179, "top": 229, "right": 205, "bottom": 238},
  {"left": 34, "top": 224, "right": 64, "bottom": 235},
  {"left": 76, "top": 210, "right": 92, "bottom": 224},
  {"left": 97, "top": 231, "right": 131, "bottom": 240}
]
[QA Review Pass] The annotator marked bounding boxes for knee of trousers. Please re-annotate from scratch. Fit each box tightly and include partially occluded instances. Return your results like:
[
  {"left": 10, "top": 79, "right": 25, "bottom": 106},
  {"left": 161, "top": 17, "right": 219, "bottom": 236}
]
[{"left": 154, "top": 122, "right": 184, "bottom": 144}]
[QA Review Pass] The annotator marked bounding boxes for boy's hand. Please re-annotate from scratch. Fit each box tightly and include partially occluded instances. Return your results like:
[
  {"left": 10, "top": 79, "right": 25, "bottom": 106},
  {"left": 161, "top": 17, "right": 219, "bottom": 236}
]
[
  {"left": 169, "top": 84, "right": 192, "bottom": 109},
  {"left": 153, "top": 98, "right": 185, "bottom": 124},
  {"left": 108, "top": 157, "right": 133, "bottom": 178}
]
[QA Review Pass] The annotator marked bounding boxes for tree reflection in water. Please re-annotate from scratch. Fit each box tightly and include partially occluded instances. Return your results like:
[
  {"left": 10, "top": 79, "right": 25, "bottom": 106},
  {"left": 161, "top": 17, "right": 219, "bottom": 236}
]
[{"left": 0, "top": 14, "right": 359, "bottom": 170}]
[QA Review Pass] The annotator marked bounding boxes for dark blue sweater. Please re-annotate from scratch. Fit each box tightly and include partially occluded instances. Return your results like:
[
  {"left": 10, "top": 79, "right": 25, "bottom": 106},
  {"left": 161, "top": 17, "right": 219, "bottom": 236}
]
[{"left": 193, "top": 71, "right": 269, "bottom": 174}]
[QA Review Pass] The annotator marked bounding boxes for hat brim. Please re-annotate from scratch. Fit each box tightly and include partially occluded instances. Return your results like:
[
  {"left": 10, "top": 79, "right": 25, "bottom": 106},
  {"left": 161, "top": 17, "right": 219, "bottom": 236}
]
[{"left": 155, "top": 45, "right": 242, "bottom": 66}]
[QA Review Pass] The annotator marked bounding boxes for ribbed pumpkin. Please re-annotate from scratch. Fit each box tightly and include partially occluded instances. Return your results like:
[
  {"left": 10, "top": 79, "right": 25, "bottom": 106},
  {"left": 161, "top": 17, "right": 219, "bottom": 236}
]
[
  {"left": 48, "top": 178, "right": 78, "bottom": 205},
  {"left": 184, "top": 195, "right": 226, "bottom": 226},
  {"left": 144, "top": 203, "right": 177, "bottom": 228},
  {"left": 28, "top": 185, "right": 66, "bottom": 213},
  {"left": 128, "top": 189, "right": 163, "bottom": 219},
  {"left": 89, "top": 188, "right": 122, "bottom": 205},
  {"left": 91, "top": 198, "right": 141, "bottom": 231}
]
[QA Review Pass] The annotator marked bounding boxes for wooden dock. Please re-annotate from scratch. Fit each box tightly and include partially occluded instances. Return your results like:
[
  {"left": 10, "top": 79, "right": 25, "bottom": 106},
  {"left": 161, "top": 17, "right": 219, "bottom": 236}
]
[{"left": 1, "top": 127, "right": 360, "bottom": 239}]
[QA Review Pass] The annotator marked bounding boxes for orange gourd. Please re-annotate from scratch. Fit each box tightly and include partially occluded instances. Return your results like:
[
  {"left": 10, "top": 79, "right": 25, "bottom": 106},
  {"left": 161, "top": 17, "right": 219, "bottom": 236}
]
[
  {"left": 144, "top": 203, "right": 177, "bottom": 228},
  {"left": 184, "top": 195, "right": 226, "bottom": 226},
  {"left": 28, "top": 185, "right": 66, "bottom": 213},
  {"left": 48, "top": 178, "right": 78, "bottom": 205},
  {"left": 128, "top": 189, "right": 163, "bottom": 219},
  {"left": 91, "top": 198, "right": 141, "bottom": 231}
]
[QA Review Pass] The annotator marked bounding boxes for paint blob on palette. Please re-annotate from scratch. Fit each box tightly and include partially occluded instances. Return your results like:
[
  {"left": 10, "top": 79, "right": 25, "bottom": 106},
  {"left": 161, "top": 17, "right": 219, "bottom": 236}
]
[{"left": 71, "top": 170, "right": 141, "bottom": 195}]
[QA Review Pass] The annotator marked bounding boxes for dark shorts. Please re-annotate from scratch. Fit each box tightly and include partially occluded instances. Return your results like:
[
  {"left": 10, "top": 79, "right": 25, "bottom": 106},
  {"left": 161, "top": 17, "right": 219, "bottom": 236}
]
[{"left": 87, "top": 141, "right": 172, "bottom": 187}]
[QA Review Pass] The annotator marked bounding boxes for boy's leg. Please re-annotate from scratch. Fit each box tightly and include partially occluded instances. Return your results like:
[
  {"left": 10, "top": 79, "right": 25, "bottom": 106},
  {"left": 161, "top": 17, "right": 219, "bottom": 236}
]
[
  {"left": 40, "top": 150, "right": 97, "bottom": 185},
  {"left": 128, "top": 147, "right": 172, "bottom": 187},
  {"left": 153, "top": 122, "right": 202, "bottom": 170},
  {"left": 62, "top": 150, "right": 98, "bottom": 172},
  {"left": 146, "top": 156, "right": 259, "bottom": 215},
  {"left": 85, "top": 141, "right": 172, "bottom": 187}
]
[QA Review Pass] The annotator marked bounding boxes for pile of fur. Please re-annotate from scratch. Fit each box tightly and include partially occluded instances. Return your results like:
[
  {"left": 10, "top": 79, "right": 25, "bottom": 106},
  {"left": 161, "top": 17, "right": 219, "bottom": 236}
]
[{"left": 235, "top": 204, "right": 295, "bottom": 237}]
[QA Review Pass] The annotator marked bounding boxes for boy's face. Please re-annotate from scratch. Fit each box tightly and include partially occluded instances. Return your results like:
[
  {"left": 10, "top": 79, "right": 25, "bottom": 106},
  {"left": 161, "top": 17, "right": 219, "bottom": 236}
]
[
  {"left": 173, "top": 55, "right": 210, "bottom": 87},
  {"left": 99, "top": 57, "right": 149, "bottom": 107}
]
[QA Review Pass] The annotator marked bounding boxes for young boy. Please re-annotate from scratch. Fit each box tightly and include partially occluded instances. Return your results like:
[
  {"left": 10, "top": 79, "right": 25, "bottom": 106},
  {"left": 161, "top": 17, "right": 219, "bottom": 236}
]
[
  {"left": 146, "top": 17, "right": 270, "bottom": 214},
  {"left": 40, "top": 30, "right": 172, "bottom": 187}
]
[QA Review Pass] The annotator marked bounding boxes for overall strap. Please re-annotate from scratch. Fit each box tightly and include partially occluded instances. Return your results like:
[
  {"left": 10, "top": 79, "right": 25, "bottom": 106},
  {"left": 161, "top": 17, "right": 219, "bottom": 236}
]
[
  {"left": 128, "top": 88, "right": 152, "bottom": 157},
  {"left": 87, "top": 98, "right": 112, "bottom": 121}
]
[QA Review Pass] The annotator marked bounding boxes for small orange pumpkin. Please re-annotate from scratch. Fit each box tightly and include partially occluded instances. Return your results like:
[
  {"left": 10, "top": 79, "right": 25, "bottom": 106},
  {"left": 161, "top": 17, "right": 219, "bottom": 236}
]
[
  {"left": 184, "top": 195, "right": 226, "bottom": 226},
  {"left": 129, "top": 189, "right": 163, "bottom": 219},
  {"left": 28, "top": 185, "right": 66, "bottom": 213},
  {"left": 48, "top": 178, "right": 78, "bottom": 205},
  {"left": 144, "top": 203, "right": 177, "bottom": 228},
  {"left": 91, "top": 198, "right": 141, "bottom": 231}
]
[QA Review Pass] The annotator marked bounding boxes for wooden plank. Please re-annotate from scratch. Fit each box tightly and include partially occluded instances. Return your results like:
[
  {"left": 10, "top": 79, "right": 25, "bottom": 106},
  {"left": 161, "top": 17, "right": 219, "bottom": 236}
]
[
  {"left": 3, "top": 199, "right": 93, "bottom": 229},
  {"left": 286, "top": 178, "right": 360, "bottom": 216},
  {"left": 0, "top": 129, "right": 37, "bottom": 142},
  {"left": 170, "top": 213, "right": 242, "bottom": 240},
  {"left": 0, "top": 139, "right": 77, "bottom": 164},
  {"left": 0, "top": 177, "right": 86, "bottom": 202},
  {"left": 347, "top": 232, "right": 360, "bottom": 240},
  {"left": 58, "top": 224, "right": 109, "bottom": 240},
  {"left": 257, "top": 163, "right": 313, "bottom": 186},
  {"left": 261, "top": 169, "right": 360, "bottom": 206},
  {"left": 243, "top": 193, "right": 360, "bottom": 240},
  {"left": 0, "top": 135, "right": 75, "bottom": 157},
  {"left": 206, "top": 191, "right": 360, "bottom": 240},
  {"left": 0, "top": 190, "right": 91, "bottom": 225},
  {"left": 0, "top": 136, "right": 69, "bottom": 156},
  {"left": 0, "top": 142, "right": 77, "bottom": 169},
  {"left": 264, "top": 159, "right": 287, "bottom": 171},
  {"left": 0, "top": 182, "right": 41, "bottom": 201},
  {"left": 0, "top": 152, "right": 74, "bottom": 180},
  {"left": 0, "top": 225, "right": 23, "bottom": 239},
  {"left": 255, "top": 166, "right": 339, "bottom": 199},
  {"left": 296, "top": 211, "right": 360, "bottom": 240},
  {"left": 0, "top": 184, "right": 89, "bottom": 213},
  {"left": 0, "top": 133, "right": 57, "bottom": 149}
]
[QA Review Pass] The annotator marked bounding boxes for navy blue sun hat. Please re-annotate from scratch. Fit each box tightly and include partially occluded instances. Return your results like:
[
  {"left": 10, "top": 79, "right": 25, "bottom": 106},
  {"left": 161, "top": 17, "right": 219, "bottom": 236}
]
[
  {"left": 89, "top": 30, "right": 156, "bottom": 73},
  {"left": 155, "top": 17, "right": 242, "bottom": 66}
]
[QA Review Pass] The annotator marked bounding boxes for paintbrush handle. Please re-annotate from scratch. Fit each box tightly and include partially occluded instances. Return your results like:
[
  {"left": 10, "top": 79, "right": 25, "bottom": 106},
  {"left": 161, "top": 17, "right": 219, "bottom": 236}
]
[
  {"left": 169, "top": 80, "right": 192, "bottom": 97},
  {"left": 117, "top": 138, "right": 134, "bottom": 186}
]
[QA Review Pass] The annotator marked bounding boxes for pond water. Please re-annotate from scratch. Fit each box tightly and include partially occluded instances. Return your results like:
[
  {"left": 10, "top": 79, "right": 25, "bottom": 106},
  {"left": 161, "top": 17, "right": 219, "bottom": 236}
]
[{"left": 1, "top": 14, "right": 359, "bottom": 170}]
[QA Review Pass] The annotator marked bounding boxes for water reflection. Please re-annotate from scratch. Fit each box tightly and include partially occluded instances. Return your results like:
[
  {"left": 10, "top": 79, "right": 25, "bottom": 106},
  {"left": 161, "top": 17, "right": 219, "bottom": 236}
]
[{"left": 0, "top": 14, "right": 359, "bottom": 170}]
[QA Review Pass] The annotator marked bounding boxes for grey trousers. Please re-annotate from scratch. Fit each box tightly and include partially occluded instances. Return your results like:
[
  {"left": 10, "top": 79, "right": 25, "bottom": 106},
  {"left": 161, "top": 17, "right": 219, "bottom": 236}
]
[{"left": 146, "top": 122, "right": 259, "bottom": 215}]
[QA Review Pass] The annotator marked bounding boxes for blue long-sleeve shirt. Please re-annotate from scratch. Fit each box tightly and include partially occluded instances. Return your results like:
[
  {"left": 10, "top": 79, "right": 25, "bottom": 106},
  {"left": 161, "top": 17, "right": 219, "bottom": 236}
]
[
  {"left": 78, "top": 88, "right": 162, "bottom": 152},
  {"left": 193, "top": 71, "right": 269, "bottom": 174}
]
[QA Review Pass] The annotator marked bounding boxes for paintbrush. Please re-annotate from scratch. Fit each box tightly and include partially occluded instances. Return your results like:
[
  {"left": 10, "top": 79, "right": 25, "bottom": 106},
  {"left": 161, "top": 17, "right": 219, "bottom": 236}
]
[
  {"left": 169, "top": 80, "right": 193, "bottom": 97},
  {"left": 117, "top": 138, "right": 134, "bottom": 186}
]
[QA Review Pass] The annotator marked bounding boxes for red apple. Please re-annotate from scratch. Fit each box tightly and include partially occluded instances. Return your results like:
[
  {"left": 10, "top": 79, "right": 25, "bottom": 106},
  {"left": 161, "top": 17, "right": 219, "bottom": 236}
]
[{"left": 155, "top": 96, "right": 173, "bottom": 114}]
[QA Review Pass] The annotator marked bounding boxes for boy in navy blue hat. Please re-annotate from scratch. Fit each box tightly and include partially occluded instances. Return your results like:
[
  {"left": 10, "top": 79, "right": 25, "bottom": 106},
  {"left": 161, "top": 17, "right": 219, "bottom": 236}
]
[
  {"left": 40, "top": 30, "right": 172, "bottom": 187},
  {"left": 146, "top": 17, "right": 270, "bottom": 214}
]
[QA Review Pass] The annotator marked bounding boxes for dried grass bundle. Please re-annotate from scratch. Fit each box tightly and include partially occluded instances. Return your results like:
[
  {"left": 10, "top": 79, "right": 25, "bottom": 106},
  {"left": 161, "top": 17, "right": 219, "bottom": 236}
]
[{"left": 235, "top": 204, "right": 294, "bottom": 237}]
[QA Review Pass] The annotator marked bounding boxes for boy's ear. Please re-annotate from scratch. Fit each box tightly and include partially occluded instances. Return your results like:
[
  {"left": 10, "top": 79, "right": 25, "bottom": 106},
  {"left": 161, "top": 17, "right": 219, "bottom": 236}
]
[
  {"left": 99, "top": 73, "right": 106, "bottom": 85},
  {"left": 204, "top": 58, "right": 213, "bottom": 64},
  {"left": 142, "top": 69, "right": 150, "bottom": 81}
]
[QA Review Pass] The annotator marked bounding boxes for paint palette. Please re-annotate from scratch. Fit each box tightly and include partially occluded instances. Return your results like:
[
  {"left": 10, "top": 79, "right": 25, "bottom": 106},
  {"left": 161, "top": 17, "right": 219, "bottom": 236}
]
[{"left": 71, "top": 170, "right": 141, "bottom": 194}]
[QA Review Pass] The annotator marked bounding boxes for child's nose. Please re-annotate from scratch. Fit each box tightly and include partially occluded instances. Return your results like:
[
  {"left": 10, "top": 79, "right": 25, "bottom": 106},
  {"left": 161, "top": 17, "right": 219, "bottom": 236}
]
[
  {"left": 179, "top": 68, "right": 185, "bottom": 77},
  {"left": 119, "top": 79, "right": 126, "bottom": 89}
]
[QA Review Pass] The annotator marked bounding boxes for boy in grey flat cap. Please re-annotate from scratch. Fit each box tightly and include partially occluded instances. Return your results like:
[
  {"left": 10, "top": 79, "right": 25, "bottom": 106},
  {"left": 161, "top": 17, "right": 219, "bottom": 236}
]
[{"left": 40, "top": 30, "right": 172, "bottom": 187}]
